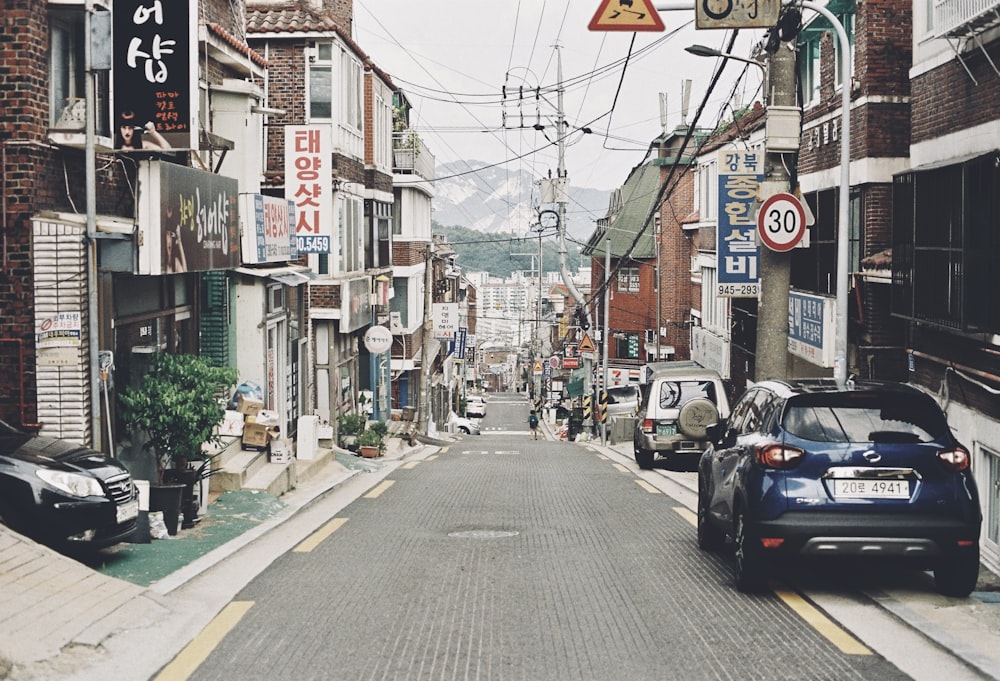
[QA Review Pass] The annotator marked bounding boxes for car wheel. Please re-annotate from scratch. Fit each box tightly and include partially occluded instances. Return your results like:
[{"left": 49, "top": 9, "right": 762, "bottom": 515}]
[
  {"left": 458, "top": 426, "right": 470, "bottom": 434},
  {"left": 677, "top": 398, "right": 720, "bottom": 439},
  {"left": 634, "top": 447, "right": 654, "bottom": 470},
  {"left": 733, "top": 506, "right": 767, "bottom": 592},
  {"left": 0, "top": 504, "right": 25, "bottom": 535},
  {"left": 697, "top": 481, "right": 725, "bottom": 552},
  {"left": 934, "top": 547, "right": 980, "bottom": 598}
]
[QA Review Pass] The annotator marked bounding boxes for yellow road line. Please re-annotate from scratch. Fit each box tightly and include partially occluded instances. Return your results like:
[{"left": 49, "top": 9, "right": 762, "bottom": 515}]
[
  {"left": 635, "top": 480, "right": 661, "bottom": 494},
  {"left": 612, "top": 463, "right": 631, "bottom": 473},
  {"left": 426, "top": 454, "right": 438, "bottom": 461},
  {"left": 153, "top": 601, "right": 254, "bottom": 680},
  {"left": 402, "top": 461, "right": 420, "bottom": 469},
  {"left": 364, "top": 480, "right": 395, "bottom": 498},
  {"left": 673, "top": 507, "right": 697, "bottom": 525},
  {"left": 670, "top": 507, "right": 870, "bottom": 655},
  {"left": 293, "top": 517, "right": 348, "bottom": 553},
  {"left": 774, "top": 588, "right": 872, "bottom": 655}
]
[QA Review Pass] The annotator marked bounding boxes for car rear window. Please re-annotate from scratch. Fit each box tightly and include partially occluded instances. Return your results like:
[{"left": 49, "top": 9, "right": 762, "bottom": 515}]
[
  {"left": 658, "top": 380, "right": 717, "bottom": 409},
  {"left": 782, "top": 392, "right": 950, "bottom": 443},
  {"left": 608, "top": 386, "right": 637, "bottom": 404}
]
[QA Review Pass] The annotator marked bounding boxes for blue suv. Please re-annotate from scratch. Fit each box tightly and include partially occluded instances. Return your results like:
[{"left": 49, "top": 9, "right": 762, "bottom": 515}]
[{"left": 697, "top": 379, "right": 982, "bottom": 596}]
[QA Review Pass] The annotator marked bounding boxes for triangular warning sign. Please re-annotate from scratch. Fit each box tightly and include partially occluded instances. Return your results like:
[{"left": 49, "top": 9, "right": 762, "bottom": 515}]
[
  {"left": 578, "top": 333, "right": 596, "bottom": 353},
  {"left": 589, "top": 0, "right": 665, "bottom": 32},
  {"left": 532, "top": 360, "right": 544, "bottom": 374}
]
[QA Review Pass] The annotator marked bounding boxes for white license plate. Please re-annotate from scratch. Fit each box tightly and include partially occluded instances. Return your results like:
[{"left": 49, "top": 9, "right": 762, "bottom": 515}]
[
  {"left": 117, "top": 499, "right": 139, "bottom": 524},
  {"left": 831, "top": 479, "right": 910, "bottom": 499},
  {"left": 656, "top": 424, "right": 676, "bottom": 436}
]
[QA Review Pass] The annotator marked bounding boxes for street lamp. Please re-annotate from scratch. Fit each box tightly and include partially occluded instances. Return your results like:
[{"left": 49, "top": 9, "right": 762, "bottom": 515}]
[{"left": 684, "top": 44, "right": 767, "bottom": 74}]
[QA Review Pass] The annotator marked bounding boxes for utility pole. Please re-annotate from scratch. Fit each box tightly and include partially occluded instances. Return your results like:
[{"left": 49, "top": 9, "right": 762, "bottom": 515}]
[
  {"left": 754, "top": 36, "right": 797, "bottom": 381},
  {"left": 417, "top": 242, "right": 434, "bottom": 436},
  {"left": 549, "top": 45, "right": 593, "bottom": 433}
]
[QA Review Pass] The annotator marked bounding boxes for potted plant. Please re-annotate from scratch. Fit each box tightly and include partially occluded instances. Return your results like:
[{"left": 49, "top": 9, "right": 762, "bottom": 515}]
[
  {"left": 118, "top": 353, "right": 237, "bottom": 534},
  {"left": 337, "top": 412, "right": 368, "bottom": 452},
  {"left": 356, "top": 429, "right": 382, "bottom": 458}
]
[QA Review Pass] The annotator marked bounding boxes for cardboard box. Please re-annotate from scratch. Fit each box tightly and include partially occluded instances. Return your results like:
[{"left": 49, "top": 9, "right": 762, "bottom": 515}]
[
  {"left": 218, "top": 410, "right": 245, "bottom": 437},
  {"left": 269, "top": 438, "right": 294, "bottom": 464},
  {"left": 237, "top": 394, "right": 264, "bottom": 417},
  {"left": 242, "top": 422, "right": 269, "bottom": 448}
]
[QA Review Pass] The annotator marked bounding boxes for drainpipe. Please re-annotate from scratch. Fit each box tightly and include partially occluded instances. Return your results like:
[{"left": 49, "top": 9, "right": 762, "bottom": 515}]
[{"left": 85, "top": 3, "right": 102, "bottom": 450}]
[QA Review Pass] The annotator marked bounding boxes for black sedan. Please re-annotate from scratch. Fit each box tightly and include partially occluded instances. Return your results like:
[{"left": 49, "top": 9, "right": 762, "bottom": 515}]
[{"left": 0, "top": 419, "right": 138, "bottom": 550}]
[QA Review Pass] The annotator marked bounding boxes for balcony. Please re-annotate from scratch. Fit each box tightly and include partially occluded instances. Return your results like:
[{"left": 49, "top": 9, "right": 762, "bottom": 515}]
[
  {"left": 933, "top": 0, "right": 1000, "bottom": 83},
  {"left": 934, "top": 0, "right": 1000, "bottom": 37},
  {"left": 393, "top": 131, "right": 435, "bottom": 180}
]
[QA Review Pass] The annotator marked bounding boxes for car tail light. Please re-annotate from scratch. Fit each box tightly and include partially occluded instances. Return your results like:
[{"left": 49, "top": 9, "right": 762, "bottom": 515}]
[
  {"left": 641, "top": 419, "right": 655, "bottom": 434},
  {"left": 755, "top": 443, "right": 805, "bottom": 469},
  {"left": 937, "top": 446, "right": 971, "bottom": 472}
]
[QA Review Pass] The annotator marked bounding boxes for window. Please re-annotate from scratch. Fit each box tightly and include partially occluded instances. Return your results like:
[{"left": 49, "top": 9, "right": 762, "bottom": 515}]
[
  {"left": 799, "top": 38, "right": 821, "bottom": 106},
  {"left": 50, "top": 8, "right": 110, "bottom": 136},
  {"left": 833, "top": 12, "right": 856, "bottom": 88},
  {"left": 791, "top": 188, "right": 861, "bottom": 296},
  {"left": 337, "top": 194, "right": 364, "bottom": 274},
  {"left": 309, "top": 43, "right": 333, "bottom": 119},
  {"left": 341, "top": 49, "right": 362, "bottom": 132},
  {"left": 698, "top": 159, "right": 717, "bottom": 221},
  {"left": 617, "top": 266, "right": 640, "bottom": 293},
  {"left": 892, "top": 154, "right": 1000, "bottom": 332}
]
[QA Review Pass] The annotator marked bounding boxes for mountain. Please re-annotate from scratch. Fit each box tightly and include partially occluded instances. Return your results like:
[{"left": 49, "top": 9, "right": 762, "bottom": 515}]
[{"left": 431, "top": 160, "right": 612, "bottom": 243}]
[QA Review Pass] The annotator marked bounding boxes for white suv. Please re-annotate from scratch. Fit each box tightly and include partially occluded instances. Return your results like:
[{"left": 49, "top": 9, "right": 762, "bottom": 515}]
[
  {"left": 465, "top": 394, "right": 486, "bottom": 417},
  {"left": 633, "top": 362, "right": 729, "bottom": 470}
]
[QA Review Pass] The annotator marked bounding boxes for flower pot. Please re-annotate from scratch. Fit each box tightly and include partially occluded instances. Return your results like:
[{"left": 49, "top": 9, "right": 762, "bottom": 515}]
[
  {"left": 360, "top": 445, "right": 379, "bottom": 458},
  {"left": 148, "top": 483, "right": 185, "bottom": 536}
]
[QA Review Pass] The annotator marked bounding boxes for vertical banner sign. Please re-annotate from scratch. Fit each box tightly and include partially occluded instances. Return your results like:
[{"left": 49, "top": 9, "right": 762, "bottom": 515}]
[
  {"left": 455, "top": 327, "right": 467, "bottom": 361},
  {"left": 285, "top": 126, "right": 333, "bottom": 254},
  {"left": 113, "top": 0, "right": 196, "bottom": 150},
  {"left": 239, "top": 194, "right": 297, "bottom": 264},
  {"left": 717, "top": 150, "right": 762, "bottom": 298},
  {"left": 433, "top": 303, "right": 459, "bottom": 340}
]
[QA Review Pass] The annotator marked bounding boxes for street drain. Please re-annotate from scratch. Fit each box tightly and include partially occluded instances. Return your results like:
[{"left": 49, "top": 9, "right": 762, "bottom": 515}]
[{"left": 448, "top": 529, "right": 519, "bottom": 539}]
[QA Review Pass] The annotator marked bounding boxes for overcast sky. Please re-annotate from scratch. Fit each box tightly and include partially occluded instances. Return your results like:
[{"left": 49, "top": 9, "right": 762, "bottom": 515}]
[{"left": 353, "top": 1, "right": 766, "bottom": 193}]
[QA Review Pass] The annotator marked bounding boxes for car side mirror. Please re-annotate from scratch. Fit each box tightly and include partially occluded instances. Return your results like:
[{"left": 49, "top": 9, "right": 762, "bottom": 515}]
[{"left": 707, "top": 421, "right": 734, "bottom": 448}]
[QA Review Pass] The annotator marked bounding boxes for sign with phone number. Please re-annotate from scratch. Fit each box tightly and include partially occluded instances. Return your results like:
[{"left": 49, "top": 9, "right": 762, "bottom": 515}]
[{"left": 297, "top": 235, "right": 331, "bottom": 253}]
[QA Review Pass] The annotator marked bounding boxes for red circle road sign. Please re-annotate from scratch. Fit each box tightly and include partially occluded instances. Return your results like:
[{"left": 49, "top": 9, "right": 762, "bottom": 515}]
[{"left": 757, "top": 193, "right": 806, "bottom": 252}]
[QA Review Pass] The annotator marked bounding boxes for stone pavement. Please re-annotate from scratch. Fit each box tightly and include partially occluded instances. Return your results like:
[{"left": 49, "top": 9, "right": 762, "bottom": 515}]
[
  {"left": 594, "top": 436, "right": 1000, "bottom": 681},
  {"left": 1, "top": 428, "right": 999, "bottom": 680},
  {"left": 0, "top": 434, "right": 441, "bottom": 680}
]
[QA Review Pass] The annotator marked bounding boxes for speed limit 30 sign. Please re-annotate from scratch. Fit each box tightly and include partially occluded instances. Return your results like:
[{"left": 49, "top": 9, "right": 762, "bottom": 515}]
[{"left": 757, "top": 192, "right": 806, "bottom": 252}]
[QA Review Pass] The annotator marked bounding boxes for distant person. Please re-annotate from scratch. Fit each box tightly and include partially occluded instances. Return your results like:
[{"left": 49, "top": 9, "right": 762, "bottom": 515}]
[{"left": 528, "top": 410, "right": 539, "bottom": 440}]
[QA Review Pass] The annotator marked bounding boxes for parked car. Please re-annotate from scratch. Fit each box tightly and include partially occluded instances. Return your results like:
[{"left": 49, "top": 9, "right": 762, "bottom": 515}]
[
  {"left": 450, "top": 414, "right": 482, "bottom": 435},
  {"left": 466, "top": 394, "right": 487, "bottom": 418},
  {"left": 633, "top": 362, "right": 730, "bottom": 470},
  {"left": 0, "top": 419, "right": 139, "bottom": 551},
  {"left": 605, "top": 385, "right": 639, "bottom": 417},
  {"left": 697, "top": 379, "right": 982, "bottom": 596}
]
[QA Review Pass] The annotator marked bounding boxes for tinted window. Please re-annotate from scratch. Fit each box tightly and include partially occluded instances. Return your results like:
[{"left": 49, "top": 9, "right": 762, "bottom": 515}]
[
  {"left": 657, "top": 380, "right": 717, "bottom": 409},
  {"left": 607, "top": 386, "right": 638, "bottom": 405},
  {"left": 782, "top": 391, "right": 950, "bottom": 443}
]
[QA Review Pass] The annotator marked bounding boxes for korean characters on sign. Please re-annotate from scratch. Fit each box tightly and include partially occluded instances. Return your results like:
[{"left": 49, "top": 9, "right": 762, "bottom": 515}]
[
  {"left": 285, "top": 126, "right": 333, "bottom": 254},
  {"left": 716, "top": 150, "right": 763, "bottom": 298}
]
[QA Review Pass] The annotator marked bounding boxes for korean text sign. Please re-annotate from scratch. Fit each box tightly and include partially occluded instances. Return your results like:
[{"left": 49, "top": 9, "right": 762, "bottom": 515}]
[
  {"left": 285, "top": 126, "right": 333, "bottom": 254},
  {"left": 716, "top": 150, "right": 762, "bottom": 298},
  {"left": 113, "top": 0, "right": 195, "bottom": 149}
]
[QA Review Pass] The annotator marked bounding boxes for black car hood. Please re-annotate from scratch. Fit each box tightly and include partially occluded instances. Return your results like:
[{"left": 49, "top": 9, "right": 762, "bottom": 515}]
[{"left": 0, "top": 433, "right": 126, "bottom": 475}]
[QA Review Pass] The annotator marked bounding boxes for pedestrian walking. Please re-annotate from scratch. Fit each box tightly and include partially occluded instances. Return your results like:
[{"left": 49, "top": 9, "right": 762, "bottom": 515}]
[{"left": 528, "top": 410, "right": 539, "bottom": 439}]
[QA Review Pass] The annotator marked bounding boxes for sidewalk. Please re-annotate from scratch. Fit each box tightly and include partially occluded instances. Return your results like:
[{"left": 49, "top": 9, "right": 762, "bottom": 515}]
[
  {"left": 0, "top": 437, "right": 437, "bottom": 678},
  {"left": 594, "top": 437, "right": 1000, "bottom": 681}
]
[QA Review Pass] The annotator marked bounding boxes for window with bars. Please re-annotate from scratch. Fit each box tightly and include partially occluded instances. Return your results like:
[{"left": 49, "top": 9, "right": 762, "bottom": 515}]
[
  {"left": 891, "top": 153, "right": 1000, "bottom": 331},
  {"left": 617, "top": 266, "right": 640, "bottom": 293}
]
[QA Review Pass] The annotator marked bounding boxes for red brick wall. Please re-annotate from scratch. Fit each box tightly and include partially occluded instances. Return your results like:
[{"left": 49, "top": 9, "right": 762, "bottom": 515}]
[
  {"left": 911, "top": 49, "right": 1000, "bottom": 145},
  {"left": 659, "top": 169, "right": 695, "bottom": 359}
]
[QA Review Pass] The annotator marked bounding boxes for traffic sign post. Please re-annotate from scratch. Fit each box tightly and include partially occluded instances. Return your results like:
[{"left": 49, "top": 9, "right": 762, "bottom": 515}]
[{"left": 756, "top": 192, "right": 806, "bottom": 252}]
